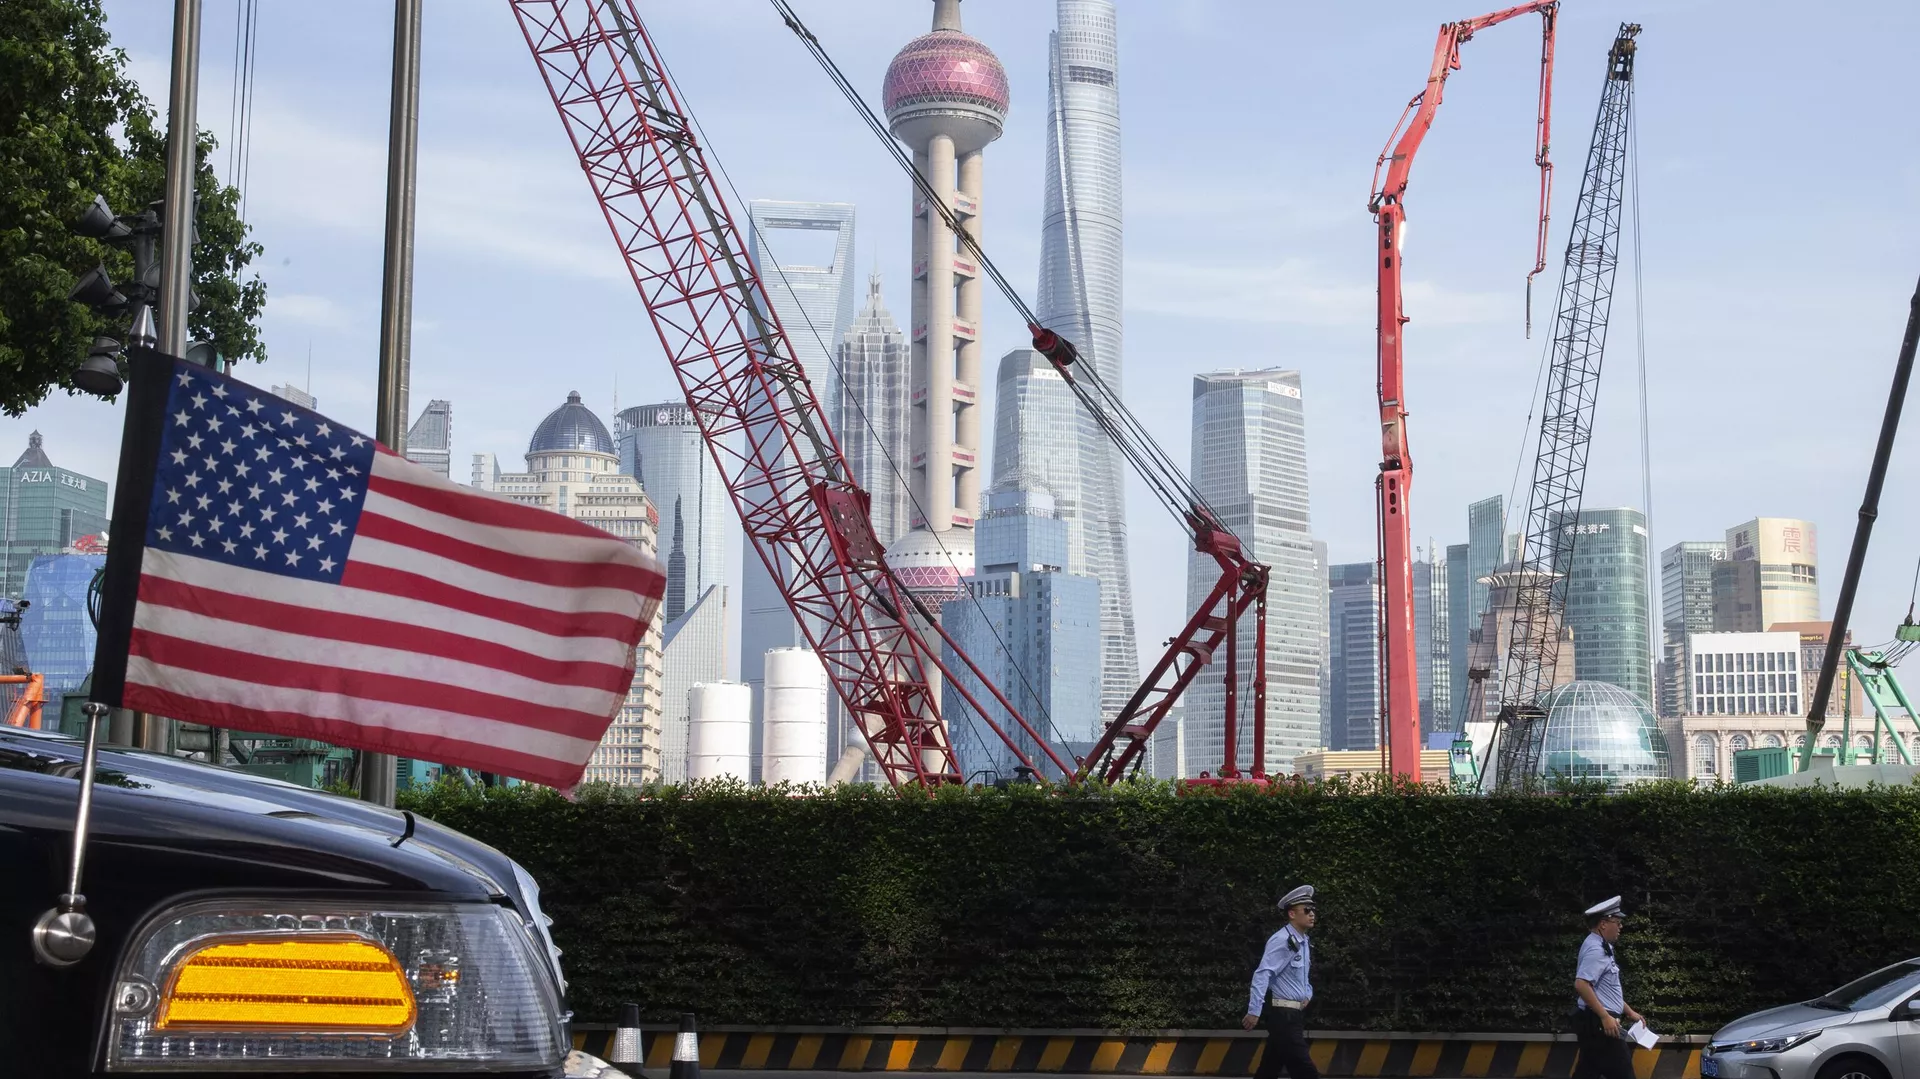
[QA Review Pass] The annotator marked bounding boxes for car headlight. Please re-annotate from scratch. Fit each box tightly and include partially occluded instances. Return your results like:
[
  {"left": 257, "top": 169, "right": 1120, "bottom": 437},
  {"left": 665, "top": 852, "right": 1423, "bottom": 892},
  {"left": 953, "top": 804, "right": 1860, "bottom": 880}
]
[
  {"left": 104, "top": 899, "right": 564, "bottom": 1071},
  {"left": 511, "top": 859, "right": 567, "bottom": 994},
  {"left": 1717, "top": 1031, "right": 1823, "bottom": 1055}
]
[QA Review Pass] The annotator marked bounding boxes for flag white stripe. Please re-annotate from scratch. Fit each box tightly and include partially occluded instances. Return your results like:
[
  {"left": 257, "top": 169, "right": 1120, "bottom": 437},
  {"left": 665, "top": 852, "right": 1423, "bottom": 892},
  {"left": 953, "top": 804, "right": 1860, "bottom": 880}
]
[
  {"left": 132, "top": 603, "right": 629, "bottom": 717},
  {"left": 141, "top": 549, "right": 635, "bottom": 668},
  {"left": 347, "top": 532, "right": 652, "bottom": 619},
  {"left": 367, "top": 455, "right": 657, "bottom": 566},
  {"left": 126, "top": 656, "right": 598, "bottom": 765}
]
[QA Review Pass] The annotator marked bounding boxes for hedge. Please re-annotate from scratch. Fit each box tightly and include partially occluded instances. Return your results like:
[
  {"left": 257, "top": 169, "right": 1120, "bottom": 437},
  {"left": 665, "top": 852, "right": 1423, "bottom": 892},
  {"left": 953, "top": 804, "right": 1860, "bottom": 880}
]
[{"left": 398, "top": 778, "right": 1920, "bottom": 1035}]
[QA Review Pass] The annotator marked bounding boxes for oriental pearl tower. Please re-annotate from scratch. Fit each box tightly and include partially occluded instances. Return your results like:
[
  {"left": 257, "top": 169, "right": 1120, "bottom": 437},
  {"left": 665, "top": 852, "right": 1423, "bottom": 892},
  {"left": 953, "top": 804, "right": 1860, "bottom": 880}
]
[{"left": 881, "top": 0, "right": 1009, "bottom": 605}]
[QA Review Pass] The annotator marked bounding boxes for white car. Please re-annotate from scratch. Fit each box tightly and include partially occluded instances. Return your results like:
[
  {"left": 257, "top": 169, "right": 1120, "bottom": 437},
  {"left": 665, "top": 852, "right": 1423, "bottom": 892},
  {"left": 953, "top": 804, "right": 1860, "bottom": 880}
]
[{"left": 1703, "top": 960, "right": 1920, "bottom": 1079}]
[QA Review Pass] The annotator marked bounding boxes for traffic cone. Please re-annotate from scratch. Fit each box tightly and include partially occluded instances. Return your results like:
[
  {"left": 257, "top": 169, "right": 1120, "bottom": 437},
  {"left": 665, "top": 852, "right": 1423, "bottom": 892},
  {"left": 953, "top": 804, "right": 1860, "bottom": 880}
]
[
  {"left": 668, "top": 1013, "right": 701, "bottom": 1079},
  {"left": 608, "top": 1002, "right": 644, "bottom": 1077}
]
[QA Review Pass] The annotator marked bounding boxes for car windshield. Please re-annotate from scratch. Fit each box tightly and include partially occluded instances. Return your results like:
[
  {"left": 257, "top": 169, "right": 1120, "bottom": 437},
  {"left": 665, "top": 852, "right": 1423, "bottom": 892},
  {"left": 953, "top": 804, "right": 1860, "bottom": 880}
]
[{"left": 1810, "top": 961, "right": 1920, "bottom": 1011}]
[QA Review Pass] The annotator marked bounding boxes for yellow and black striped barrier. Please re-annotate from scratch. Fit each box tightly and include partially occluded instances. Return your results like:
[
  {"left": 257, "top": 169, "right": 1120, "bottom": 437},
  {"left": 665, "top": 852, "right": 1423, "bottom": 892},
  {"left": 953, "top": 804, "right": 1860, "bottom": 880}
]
[{"left": 571, "top": 1028, "right": 1708, "bottom": 1077}]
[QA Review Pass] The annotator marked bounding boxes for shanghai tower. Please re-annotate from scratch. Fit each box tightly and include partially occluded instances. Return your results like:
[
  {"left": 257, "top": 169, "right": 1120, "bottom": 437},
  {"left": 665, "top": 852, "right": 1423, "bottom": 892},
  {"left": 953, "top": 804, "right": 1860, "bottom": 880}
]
[{"left": 1004, "top": 0, "right": 1135, "bottom": 717}]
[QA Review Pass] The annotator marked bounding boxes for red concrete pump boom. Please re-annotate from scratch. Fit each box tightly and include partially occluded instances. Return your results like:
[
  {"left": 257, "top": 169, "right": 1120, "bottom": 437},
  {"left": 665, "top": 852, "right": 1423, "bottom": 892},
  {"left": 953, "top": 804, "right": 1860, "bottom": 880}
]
[
  {"left": 508, "top": 0, "right": 1076, "bottom": 787},
  {"left": 1369, "top": 2, "right": 1557, "bottom": 780}
]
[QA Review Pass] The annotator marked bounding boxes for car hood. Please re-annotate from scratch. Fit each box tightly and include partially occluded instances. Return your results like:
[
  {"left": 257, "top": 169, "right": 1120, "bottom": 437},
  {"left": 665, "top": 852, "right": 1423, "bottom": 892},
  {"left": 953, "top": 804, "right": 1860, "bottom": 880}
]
[
  {"left": 1714, "top": 1002, "right": 1864, "bottom": 1044},
  {"left": 0, "top": 724, "right": 525, "bottom": 902}
]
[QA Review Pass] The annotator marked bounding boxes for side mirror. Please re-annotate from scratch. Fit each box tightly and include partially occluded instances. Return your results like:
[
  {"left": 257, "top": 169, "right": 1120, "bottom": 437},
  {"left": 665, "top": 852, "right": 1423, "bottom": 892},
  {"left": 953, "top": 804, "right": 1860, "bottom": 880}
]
[{"left": 1892, "top": 1000, "right": 1918, "bottom": 1022}]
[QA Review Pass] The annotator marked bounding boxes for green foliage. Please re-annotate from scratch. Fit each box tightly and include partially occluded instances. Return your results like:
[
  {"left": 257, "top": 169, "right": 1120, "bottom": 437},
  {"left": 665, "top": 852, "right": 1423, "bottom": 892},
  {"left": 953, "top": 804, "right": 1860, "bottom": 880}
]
[
  {"left": 0, "top": 0, "right": 266, "bottom": 415},
  {"left": 399, "top": 778, "right": 1920, "bottom": 1034}
]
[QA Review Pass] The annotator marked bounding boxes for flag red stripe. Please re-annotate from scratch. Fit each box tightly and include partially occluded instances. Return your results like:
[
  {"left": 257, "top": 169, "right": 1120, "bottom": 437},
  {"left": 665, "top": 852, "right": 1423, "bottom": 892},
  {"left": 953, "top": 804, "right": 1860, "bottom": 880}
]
[
  {"left": 355, "top": 510, "right": 663, "bottom": 594},
  {"left": 135, "top": 574, "right": 636, "bottom": 694},
  {"left": 367, "top": 470, "right": 622, "bottom": 540},
  {"left": 122, "top": 683, "right": 587, "bottom": 788},
  {"left": 340, "top": 561, "right": 648, "bottom": 643},
  {"left": 128, "top": 630, "right": 617, "bottom": 739}
]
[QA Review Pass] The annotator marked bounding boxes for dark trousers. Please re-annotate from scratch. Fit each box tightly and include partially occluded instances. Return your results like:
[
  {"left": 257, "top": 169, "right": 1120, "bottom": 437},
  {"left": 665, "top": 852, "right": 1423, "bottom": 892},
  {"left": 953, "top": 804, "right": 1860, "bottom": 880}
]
[
  {"left": 1254, "top": 1008, "right": 1319, "bottom": 1079},
  {"left": 1571, "top": 1008, "right": 1636, "bottom": 1079}
]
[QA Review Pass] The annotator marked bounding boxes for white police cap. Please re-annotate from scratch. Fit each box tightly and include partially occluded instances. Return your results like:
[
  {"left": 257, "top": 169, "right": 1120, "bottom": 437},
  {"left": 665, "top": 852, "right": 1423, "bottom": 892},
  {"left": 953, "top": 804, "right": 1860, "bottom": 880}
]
[
  {"left": 1584, "top": 896, "right": 1624, "bottom": 919},
  {"left": 1279, "top": 885, "right": 1316, "bottom": 910}
]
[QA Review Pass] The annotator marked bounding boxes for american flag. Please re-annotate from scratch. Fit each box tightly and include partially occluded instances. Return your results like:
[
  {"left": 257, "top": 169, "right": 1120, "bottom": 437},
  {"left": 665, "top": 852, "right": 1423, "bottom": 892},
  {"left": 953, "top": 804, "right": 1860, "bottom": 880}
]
[{"left": 93, "top": 351, "right": 665, "bottom": 789}]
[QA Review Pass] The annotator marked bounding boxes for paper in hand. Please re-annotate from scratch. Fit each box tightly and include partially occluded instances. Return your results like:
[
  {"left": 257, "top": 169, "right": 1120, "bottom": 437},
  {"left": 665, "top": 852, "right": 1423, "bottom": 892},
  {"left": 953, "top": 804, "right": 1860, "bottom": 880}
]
[{"left": 1626, "top": 1020, "right": 1659, "bottom": 1049}]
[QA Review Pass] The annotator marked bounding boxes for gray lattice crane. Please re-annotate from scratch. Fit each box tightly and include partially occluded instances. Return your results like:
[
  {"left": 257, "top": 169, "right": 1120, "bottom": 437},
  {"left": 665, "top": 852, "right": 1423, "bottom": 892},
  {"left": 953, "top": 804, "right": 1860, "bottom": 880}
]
[{"left": 1491, "top": 24, "right": 1642, "bottom": 789}]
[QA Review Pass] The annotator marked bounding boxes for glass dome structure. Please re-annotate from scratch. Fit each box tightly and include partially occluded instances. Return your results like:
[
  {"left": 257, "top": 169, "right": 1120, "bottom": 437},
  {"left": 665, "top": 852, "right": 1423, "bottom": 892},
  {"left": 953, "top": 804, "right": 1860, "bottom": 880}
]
[
  {"left": 1538, "top": 680, "right": 1672, "bottom": 787},
  {"left": 528, "top": 391, "right": 614, "bottom": 456}
]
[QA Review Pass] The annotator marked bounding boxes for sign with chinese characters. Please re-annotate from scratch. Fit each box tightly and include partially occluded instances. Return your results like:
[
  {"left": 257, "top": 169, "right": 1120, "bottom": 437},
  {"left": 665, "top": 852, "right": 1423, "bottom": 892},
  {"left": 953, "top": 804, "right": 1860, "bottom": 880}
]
[
  {"left": 1562, "top": 521, "right": 1611, "bottom": 536},
  {"left": 12, "top": 469, "right": 89, "bottom": 491}
]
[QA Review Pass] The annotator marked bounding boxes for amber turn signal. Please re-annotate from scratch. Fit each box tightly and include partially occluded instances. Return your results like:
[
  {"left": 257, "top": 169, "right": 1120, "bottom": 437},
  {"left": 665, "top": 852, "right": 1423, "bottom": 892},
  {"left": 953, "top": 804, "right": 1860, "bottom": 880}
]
[{"left": 156, "top": 934, "right": 417, "bottom": 1034}]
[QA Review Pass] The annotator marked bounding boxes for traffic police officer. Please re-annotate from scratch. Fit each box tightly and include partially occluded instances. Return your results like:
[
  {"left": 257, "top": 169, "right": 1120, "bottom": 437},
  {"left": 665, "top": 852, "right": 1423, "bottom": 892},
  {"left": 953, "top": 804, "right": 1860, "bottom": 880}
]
[
  {"left": 1572, "top": 896, "right": 1643, "bottom": 1079},
  {"left": 1244, "top": 885, "right": 1320, "bottom": 1079}
]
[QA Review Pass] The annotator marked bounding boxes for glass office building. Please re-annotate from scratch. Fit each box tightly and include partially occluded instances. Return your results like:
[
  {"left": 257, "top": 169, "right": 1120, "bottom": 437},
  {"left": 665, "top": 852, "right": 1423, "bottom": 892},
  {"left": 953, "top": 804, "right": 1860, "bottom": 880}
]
[
  {"left": 742, "top": 200, "right": 857, "bottom": 781},
  {"left": 941, "top": 483, "right": 1100, "bottom": 780},
  {"left": 1, "top": 432, "right": 109, "bottom": 598},
  {"left": 1658, "top": 540, "right": 1726, "bottom": 715},
  {"left": 615, "top": 401, "right": 728, "bottom": 624},
  {"left": 1031, "top": 0, "right": 1136, "bottom": 721},
  {"left": 1182, "top": 369, "right": 1321, "bottom": 773},
  {"left": 1555, "top": 506, "right": 1654, "bottom": 706},
  {"left": 1327, "top": 562, "right": 1378, "bottom": 751},
  {"left": 1446, "top": 542, "right": 1472, "bottom": 725},
  {"left": 992, "top": 349, "right": 1087, "bottom": 574}
]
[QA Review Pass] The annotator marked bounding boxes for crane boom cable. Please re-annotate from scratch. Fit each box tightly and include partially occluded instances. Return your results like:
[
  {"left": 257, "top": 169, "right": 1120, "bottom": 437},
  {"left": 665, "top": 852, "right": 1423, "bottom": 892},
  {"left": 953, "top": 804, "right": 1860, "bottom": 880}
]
[
  {"left": 1629, "top": 79, "right": 1657, "bottom": 687},
  {"left": 766, "top": 0, "right": 1229, "bottom": 542}
]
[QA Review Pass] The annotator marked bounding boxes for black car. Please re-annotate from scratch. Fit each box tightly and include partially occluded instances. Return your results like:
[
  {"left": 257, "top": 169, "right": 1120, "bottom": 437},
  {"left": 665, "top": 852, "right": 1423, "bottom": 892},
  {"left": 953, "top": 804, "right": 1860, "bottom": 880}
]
[{"left": 1, "top": 722, "right": 619, "bottom": 1077}]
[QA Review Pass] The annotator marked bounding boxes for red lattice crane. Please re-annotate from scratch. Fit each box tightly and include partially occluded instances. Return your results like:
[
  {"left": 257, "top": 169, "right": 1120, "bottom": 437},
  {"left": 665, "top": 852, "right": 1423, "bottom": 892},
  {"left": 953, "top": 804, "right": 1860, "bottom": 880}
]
[
  {"left": 509, "top": 0, "right": 1075, "bottom": 787},
  {"left": 514, "top": 0, "right": 1275, "bottom": 788},
  {"left": 1370, "top": 2, "right": 1558, "bottom": 781}
]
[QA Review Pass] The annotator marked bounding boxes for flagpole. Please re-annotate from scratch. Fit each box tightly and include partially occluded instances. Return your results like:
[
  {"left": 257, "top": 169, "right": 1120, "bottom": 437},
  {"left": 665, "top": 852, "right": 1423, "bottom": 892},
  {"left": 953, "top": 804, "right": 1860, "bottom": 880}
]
[
  {"left": 362, "top": 0, "right": 422, "bottom": 807},
  {"left": 136, "top": 0, "right": 203, "bottom": 754}
]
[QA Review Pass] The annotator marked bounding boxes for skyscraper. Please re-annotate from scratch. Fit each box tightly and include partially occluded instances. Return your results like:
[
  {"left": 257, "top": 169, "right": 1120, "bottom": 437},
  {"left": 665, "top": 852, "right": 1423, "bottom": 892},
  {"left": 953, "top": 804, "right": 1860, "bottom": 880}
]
[
  {"left": 941, "top": 481, "right": 1100, "bottom": 779},
  {"left": 1328, "top": 562, "right": 1379, "bottom": 751},
  {"left": 404, "top": 399, "right": 452, "bottom": 478},
  {"left": 660, "top": 584, "right": 728, "bottom": 783},
  {"left": 1, "top": 432, "right": 109, "bottom": 598},
  {"left": 615, "top": 401, "right": 727, "bottom": 624},
  {"left": 880, "top": 0, "right": 1006, "bottom": 595},
  {"left": 1556, "top": 506, "right": 1654, "bottom": 706},
  {"left": 1417, "top": 555, "right": 1450, "bottom": 737},
  {"left": 742, "top": 199, "right": 857, "bottom": 779},
  {"left": 1183, "top": 369, "right": 1321, "bottom": 773},
  {"left": 1658, "top": 540, "right": 1727, "bottom": 716},
  {"left": 1466, "top": 496, "right": 1507, "bottom": 630},
  {"left": 992, "top": 348, "right": 1086, "bottom": 572},
  {"left": 1034, "top": 0, "right": 1134, "bottom": 720},
  {"left": 1446, "top": 542, "right": 1471, "bottom": 724},
  {"left": 836, "top": 273, "right": 912, "bottom": 549},
  {"left": 1722, "top": 518, "right": 1820, "bottom": 629}
]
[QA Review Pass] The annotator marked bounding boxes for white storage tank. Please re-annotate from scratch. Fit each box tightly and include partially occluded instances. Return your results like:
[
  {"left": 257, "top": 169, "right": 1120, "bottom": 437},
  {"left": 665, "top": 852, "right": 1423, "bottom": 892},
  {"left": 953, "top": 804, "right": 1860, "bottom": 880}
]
[
  {"left": 687, "top": 681, "right": 751, "bottom": 781},
  {"left": 762, "top": 647, "right": 828, "bottom": 786}
]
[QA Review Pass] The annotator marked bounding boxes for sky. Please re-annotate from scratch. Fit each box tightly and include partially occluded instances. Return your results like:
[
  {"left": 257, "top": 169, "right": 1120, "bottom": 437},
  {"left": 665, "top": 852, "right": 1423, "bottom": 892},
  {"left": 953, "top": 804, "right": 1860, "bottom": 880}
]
[{"left": 12, "top": 0, "right": 1920, "bottom": 683}]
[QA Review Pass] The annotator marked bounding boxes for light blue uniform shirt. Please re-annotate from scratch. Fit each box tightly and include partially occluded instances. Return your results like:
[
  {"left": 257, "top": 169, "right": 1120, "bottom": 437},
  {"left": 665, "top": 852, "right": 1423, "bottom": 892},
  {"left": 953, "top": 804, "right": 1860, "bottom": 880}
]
[
  {"left": 1575, "top": 932, "right": 1624, "bottom": 1013},
  {"left": 1248, "top": 926, "right": 1312, "bottom": 1014}
]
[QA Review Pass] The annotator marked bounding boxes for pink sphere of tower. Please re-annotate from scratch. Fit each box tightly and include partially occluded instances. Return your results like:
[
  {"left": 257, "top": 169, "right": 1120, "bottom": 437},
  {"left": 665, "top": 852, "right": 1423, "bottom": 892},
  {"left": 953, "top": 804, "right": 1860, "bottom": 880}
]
[{"left": 883, "top": 19, "right": 1008, "bottom": 153}]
